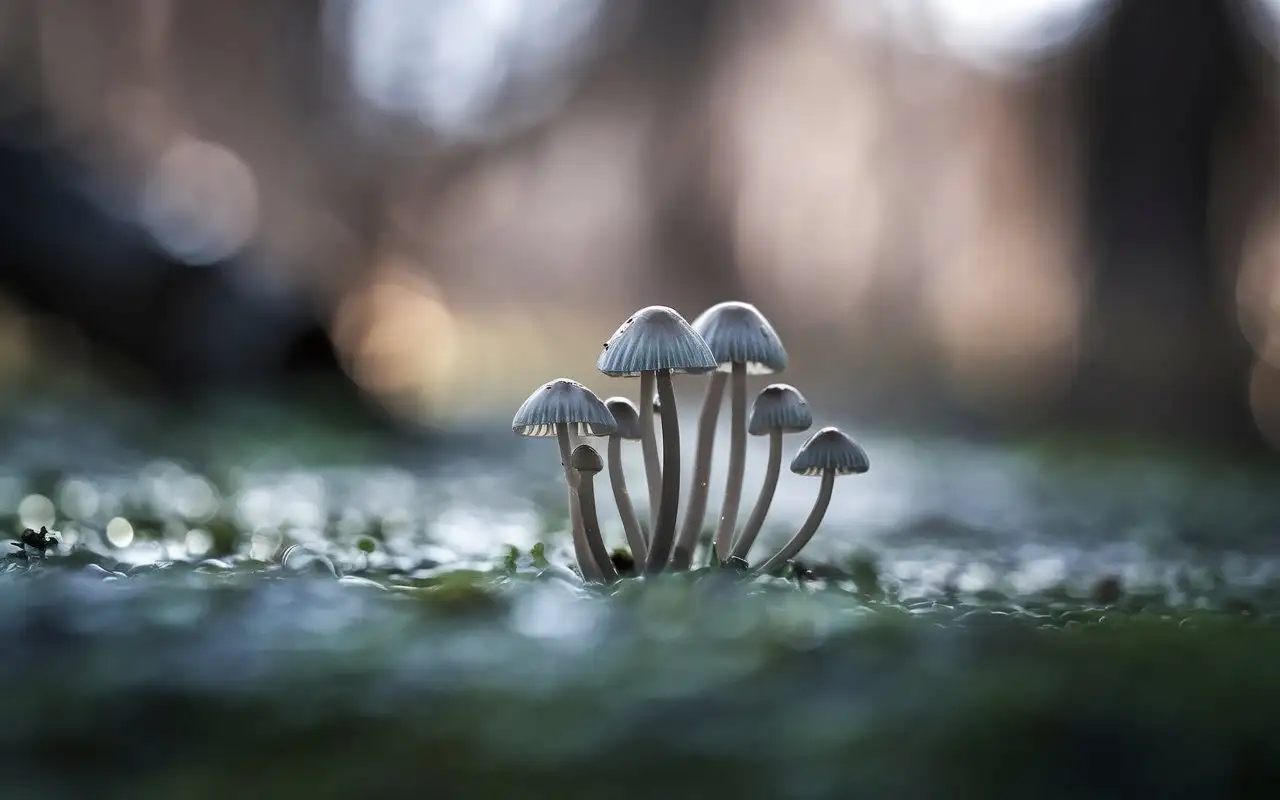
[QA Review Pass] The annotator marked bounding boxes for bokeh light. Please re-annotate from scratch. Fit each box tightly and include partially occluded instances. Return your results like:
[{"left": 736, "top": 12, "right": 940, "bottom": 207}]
[
  {"left": 140, "top": 137, "right": 260, "bottom": 265},
  {"left": 342, "top": 0, "right": 605, "bottom": 138},
  {"left": 17, "top": 494, "right": 55, "bottom": 530},
  {"left": 829, "top": 0, "right": 1113, "bottom": 70},
  {"left": 106, "top": 516, "right": 136, "bottom": 548}
]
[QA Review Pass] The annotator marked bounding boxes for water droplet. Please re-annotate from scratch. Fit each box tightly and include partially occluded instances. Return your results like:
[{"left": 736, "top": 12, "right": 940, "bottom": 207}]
[{"left": 281, "top": 544, "right": 337, "bottom": 577}]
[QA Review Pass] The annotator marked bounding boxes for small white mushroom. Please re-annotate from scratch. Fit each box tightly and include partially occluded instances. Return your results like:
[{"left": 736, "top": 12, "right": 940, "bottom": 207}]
[
  {"left": 512, "top": 379, "right": 619, "bottom": 583},
  {"left": 754, "top": 427, "right": 868, "bottom": 575},
  {"left": 603, "top": 397, "right": 647, "bottom": 565},
  {"left": 597, "top": 306, "right": 717, "bottom": 574},
  {"left": 730, "top": 384, "right": 813, "bottom": 562},
  {"left": 667, "top": 371, "right": 725, "bottom": 567},
  {"left": 678, "top": 301, "right": 788, "bottom": 567},
  {"left": 570, "top": 444, "right": 617, "bottom": 585}
]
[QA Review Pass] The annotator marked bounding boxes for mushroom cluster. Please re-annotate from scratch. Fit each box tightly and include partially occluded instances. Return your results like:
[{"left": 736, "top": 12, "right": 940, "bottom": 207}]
[{"left": 512, "top": 303, "right": 869, "bottom": 583}]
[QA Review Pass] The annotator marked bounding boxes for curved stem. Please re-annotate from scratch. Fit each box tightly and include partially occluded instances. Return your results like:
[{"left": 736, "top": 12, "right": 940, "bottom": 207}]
[
  {"left": 754, "top": 471, "right": 835, "bottom": 575},
  {"left": 712, "top": 362, "right": 748, "bottom": 562},
  {"left": 645, "top": 369, "right": 682, "bottom": 574},
  {"left": 576, "top": 468, "right": 619, "bottom": 584},
  {"left": 731, "top": 428, "right": 782, "bottom": 562},
  {"left": 638, "top": 370, "right": 661, "bottom": 535},
  {"left": 608, "top": 435, "right": 647, "bottom": 564},
  {"left": 558, "top": 424, "right": 603, "bottom": 583},
  {"left": 670, "top": 371, "right": 727, "bottom": 570}
]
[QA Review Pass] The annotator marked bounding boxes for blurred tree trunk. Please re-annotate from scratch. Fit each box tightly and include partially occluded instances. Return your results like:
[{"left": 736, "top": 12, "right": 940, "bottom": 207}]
[
  {"left": 624, "top": 0, "right": 744, "bottom": 310},
  {"left": 1068, "top": 0, "right": 1261, "bottom": 444}
]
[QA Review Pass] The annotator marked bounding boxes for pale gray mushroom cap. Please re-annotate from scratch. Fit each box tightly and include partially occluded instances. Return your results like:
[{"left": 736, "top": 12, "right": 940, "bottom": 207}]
[
  {"left": 597, "top": 305, "right": 718, "bottom": 376},
  {"left": 691, "top": 301, "right": 788, "bottom": 375},
  {"left": 512, "top": 379, "right": 617, "bottom": 437},
  {"left": 789, "top": 427, "right": 869, "bottom": 476},
  {"left": 604, "top": 397, "right": 642, "bottom": 440},
  {"left": 748, "top": 384, "right": 813, "bottom": 436},
  {"left": 570, "top": 444, "right": 604, "bottom": 475}
]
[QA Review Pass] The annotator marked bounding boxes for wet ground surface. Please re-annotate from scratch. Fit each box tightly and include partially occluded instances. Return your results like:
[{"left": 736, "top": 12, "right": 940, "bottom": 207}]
[
  {"left": 3, "top": 391, "right": 1280, "bottom": 798},
  {"left": 6, "top": 392, "right": 1279, "bottom": 594}
]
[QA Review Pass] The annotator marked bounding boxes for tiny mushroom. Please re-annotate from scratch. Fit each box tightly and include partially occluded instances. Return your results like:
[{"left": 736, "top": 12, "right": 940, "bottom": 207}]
[
  {"left": 598, "top": 306, "right": 718, "bottom": 574},
  {"left": 676, "top": 301, "right": 788, "bottom": 568},
  {"left": 570, "top": 444, "right": 617, "bottom": 585},
  {"left": 730, "top": 384, "right": 813, "bottom": 562},
  {"left": 754, "top": 426, "right": 869, "bottom": 575},
  {"left": 604, "top": 397, "right": 648, "bottom": 565},
  {"left": 512, "top": 378, "right": 619, "bottom": 583}
]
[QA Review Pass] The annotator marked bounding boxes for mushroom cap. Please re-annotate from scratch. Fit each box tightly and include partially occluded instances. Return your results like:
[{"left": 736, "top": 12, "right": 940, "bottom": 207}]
[
  {"left": 748, "top": 384, "right": 813, "bottom": 436},
  {"left": 604, "top": 397, "right": 642, "bottom": 440},
  {"left": 597, "top": 305, "right": 718, "bottom": 376},
  {"left": 570, "top": 443, "right": 604, "bottom": 475},
  {"left": 790, "top": 426, "right": 869, "bottom": 476},
  {"left": 691, "top": 301, "right": 788, "bottom": 375},
  {"left": 512, "top": 379, "right": 617, "bottom": 437}
]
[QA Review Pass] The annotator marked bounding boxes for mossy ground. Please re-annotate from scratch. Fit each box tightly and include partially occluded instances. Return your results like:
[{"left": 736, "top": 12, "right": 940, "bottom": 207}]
[
  {"left": 2, "top": 392, "right": 1280, "bottom": 798},
  {"left": 5, "top": 554, "right": 1280, "bottom": 799}
]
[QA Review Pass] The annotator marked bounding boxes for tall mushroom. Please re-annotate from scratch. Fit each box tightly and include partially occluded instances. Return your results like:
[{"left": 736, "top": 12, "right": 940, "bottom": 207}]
[
  {"left": 603, "top": 397, "right": 647, "bottom": 565},
  {"left": 730, "top": 384, "right": 813, "bottom": 562},
  {"left": 666, "top": 370, "right": 725, "bottom": 568},
  {"left": 569, "top": 444, "right": 617, "bottom": 585},
  {"left": 598, "top": 306, "right": 717, "bottom": 574},
  {"left": 677, "top": 301, "right": 787, "bottom": 568},
  {"left": 754, "top": 427, "right": 869, "bottom": 575},
  {"left": 512, "top": 378, "right": 619, "bottom": 583}
]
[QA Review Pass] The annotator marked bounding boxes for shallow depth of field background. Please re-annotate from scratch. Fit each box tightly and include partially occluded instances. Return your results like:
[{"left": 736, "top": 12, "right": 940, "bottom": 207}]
[
  {"left": 2, "top": 0, "right": 1280, "bottom": 446},
  {"left": 7, "top": 3, "right": 1280, "bottom": 798}
]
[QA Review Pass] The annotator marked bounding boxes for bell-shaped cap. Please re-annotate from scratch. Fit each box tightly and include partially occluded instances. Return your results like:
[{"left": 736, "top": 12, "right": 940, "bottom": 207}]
[
  {"left": 790, "top": 427, "right": 869, "bottom": 476},
  {"left": 512, "top": 379, "right": 617, "bottom": 437},
  {"left": 597, "top": 306, "right": 718, "bottom": 376},
  {"left": 691, "top": 301, "right": 787, "bottom": 375},
  {"left": 604, "top": 397, "right": 642, "bottom": 440},
  {"left": 748, "top": 384, "right": 813, "bottom": 436},
  {"left": 570, "top": 444, "right": 604, "bottom": 475}
]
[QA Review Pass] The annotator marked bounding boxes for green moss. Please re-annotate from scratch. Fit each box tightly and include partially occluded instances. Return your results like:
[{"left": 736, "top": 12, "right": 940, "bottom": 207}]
[{"left": 2, "top": 567, "right": 1280, "bottom": 797}]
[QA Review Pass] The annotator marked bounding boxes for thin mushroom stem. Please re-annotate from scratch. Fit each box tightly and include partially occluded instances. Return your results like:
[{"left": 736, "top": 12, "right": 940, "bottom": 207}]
[
  {"left": 731, "top": 428, "right": 782, "bottom": 561},
  {"left": 608, "top": 435, "right": 647, "bottom": 564},
  {"left": 638, "top": 370, "right": 661, "bottom": 535},
  {"left": 671, "top": 371, "right": 727, "bottom": 570},
  {"left": 576, "top": 465, "right": 619, "bottom": 584},
  {"left": 645, "top": 369, "right": 682, "bottom": 574},
  {"left": 754, "top": 471, "right": 835, "bottom": 574},
  {"left": 558, "top": 424, "right": 604, "bottom": 583},
  {"left": 712, "top": 362, "right": 748, "bottom": 562}
]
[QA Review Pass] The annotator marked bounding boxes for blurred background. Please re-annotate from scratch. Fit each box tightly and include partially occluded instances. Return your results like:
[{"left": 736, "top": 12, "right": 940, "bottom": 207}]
[{"left": 3, "top": 0, "right": 1280, "bottom": 449}]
